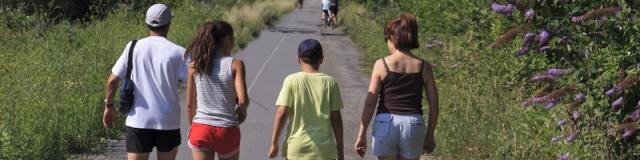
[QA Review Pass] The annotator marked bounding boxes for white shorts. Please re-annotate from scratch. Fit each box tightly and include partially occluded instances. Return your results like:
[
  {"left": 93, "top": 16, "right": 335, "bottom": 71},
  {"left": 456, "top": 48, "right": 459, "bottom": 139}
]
[{"left": 372, "top": 113, "right": 426, "bottom": 159}]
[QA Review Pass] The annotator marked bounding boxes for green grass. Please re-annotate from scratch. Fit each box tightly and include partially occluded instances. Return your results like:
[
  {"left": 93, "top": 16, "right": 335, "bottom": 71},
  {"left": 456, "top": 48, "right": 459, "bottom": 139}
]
[
  {"left": 0, "top": 0, "right": 295, "bottom": 159},
  {"left": 341, "top": 0, "right": 639, "bottom": 159}
]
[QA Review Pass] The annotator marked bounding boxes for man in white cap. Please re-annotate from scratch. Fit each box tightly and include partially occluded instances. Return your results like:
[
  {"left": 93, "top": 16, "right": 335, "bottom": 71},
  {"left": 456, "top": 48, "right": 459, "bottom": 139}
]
[{"left": 102, "top": 3, "right": 187, "bottom": 160}]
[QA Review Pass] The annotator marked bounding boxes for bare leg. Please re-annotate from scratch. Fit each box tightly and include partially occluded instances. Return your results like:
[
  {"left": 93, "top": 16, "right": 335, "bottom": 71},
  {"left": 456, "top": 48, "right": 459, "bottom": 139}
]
[
  {"left": 219, "top": 151, "right": 240, "bottom": 160},
  {"left": 192, "top": 150, "right": 215, "bottom": 160},
  {"left": 128, "top": 152, "right": 150, "bottom": 160},
  {"left": 298, "top": 0, "right": 303, "bottom": 9},
  {"left": 157, "top": 147, "right": 178, "bottom": 160},
  {"left": 329, "top": 12, "right": 335, "bottom": 24}
]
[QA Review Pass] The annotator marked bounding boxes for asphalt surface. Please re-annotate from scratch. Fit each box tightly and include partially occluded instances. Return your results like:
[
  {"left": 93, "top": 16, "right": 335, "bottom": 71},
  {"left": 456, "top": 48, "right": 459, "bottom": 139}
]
[
  {"left": 164, "top": 0, "right": 373, "bottom": 159},
  {"left": 94, "top": 0, "right": 375, "bottom": 159}
]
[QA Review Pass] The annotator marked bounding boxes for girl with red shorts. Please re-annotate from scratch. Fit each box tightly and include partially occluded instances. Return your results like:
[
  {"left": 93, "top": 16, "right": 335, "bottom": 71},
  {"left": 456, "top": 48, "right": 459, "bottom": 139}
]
[{"left": 185, "top": 21, "right": 249, "bottom": 160}]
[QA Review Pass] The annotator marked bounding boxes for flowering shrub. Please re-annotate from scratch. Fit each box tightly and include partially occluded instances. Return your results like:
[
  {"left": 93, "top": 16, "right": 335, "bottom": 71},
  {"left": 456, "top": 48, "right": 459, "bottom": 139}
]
[
  {"left": 491, "top": 0, "right": 640, "bottom": 159},
  {"left": 344, "top": 0, "right": 639, "bottom": 158}
]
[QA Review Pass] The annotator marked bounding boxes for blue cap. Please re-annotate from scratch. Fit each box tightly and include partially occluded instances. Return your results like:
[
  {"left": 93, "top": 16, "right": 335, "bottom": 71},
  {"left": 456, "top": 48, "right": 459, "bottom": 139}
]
[{"left": 298, "top": 39, "right": 323, "bottom": 58}]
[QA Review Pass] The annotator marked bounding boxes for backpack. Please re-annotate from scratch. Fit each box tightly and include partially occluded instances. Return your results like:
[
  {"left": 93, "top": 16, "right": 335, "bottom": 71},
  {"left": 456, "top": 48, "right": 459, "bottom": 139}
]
[{"left": 119, "top": 40, "right": 137, "bottom": 113}]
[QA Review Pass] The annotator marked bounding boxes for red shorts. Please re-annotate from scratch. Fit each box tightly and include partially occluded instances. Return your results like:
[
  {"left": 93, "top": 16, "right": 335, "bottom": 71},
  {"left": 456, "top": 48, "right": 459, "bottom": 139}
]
[{"left": 188, "top": 123, "right": 240, "bottom": 158}]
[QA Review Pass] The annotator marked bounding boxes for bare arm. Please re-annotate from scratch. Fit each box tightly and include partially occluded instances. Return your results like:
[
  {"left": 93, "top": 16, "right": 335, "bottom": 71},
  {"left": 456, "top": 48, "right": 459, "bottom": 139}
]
[
  {"left": 186, "top": 63, "right": 197, "bottom": 124},
  {"left": 103, "top": 74, "right": 120, "bottom": 128},
  {"left": 331, "top": 110, "right": 344, "bottom": 160},
  {"left": 269, "top": 106, "right": 289, "bottom": 158},
  {"left": 422, "top": 62, "right": 439, "bottom": 153},
  {"left": 104, "top": 74, "right": 121, "bottom": 105},
  {"left": 233, "top": 59, "right": 249, "bottom": 124},
  {"left": 357, "top": 59, "right": 384, "bottom": 139},
  {"left": 355, "top": 59, "right": 384, "bottom": 156}
]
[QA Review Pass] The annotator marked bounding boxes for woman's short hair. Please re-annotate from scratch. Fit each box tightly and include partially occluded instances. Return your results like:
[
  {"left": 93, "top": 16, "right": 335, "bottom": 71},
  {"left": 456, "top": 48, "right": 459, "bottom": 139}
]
[{"left": 383, "top": 13, "right": 419, "bottom": 49}]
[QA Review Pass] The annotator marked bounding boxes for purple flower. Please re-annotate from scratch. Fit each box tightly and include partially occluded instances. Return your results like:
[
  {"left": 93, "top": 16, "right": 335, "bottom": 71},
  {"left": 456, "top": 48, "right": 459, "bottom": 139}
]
[
  {"left": 525, "top": 9, "right": 535, "bottom": 20},
  {"left": 532, "top": 75, "right": 554, "bottom": 81},
  {"left": 522, "top": 100, "right": 531, "bottom": 107},
  {"left": 605, "top": 87, "right": 621, "bottom": 97},
  {"left": 559, "top": 153, "right": 570, "bottom": 160},
  {"left": 544, "top": 102, "right": 557, "bottom": 109},
  {"left": 566, "top": 131, "right": 578, "bottom": 142},
  {"left": 515, "top": 47, "right": 530, "bottom": 57},
  {"left": 559, "top": 36, "right": 569, "bottom": 45},
  {"left": 523, "top": 32, "right": 536, "bottom": 45},
  {"left": 574, "top": 94, "right": 586, "bottom": 103},
  {"left": 623, "top": 129, "right": 636, "bottom": 139},
  {"left": 557, "top": 119, "right": 567, "bottom": 127},
  {"left": 571, "top": 16, "right": 584, "bottom": 23},
  {"left": 551, "top": 136, "right": 562, "bottom": 142},
  {"left": 539, "top": 46, "right": 551, "bottom": 53},
  {"left": 538, "top": 31, "right": 551, "bottom": 45},
  {"left": 571, "top": 111, "right": 581, "bottom": 120},
  {"left": 612, "top": 96, "right": 625, "bottom": 109},
  {"left": 546, "top": 69, "right": 571, "bottom": 77},
  {"left": 531, "top": 97, "right": 544, "bottom": 104},
  {"left": 491, "top": 2, "right": 514, "bottom": 16},
  {"left": 545, "top": 99, "right": 560, "bottom": 109},
  {"left": 628, "top": 108, "right": 640, "bottom": 121}
]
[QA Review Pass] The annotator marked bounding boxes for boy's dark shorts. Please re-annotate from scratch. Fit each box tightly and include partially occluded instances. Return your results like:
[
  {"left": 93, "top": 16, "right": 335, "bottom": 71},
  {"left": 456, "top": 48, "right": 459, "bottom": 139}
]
[{"left": 126, "top": 127, "right": 181, "bottom": 153}]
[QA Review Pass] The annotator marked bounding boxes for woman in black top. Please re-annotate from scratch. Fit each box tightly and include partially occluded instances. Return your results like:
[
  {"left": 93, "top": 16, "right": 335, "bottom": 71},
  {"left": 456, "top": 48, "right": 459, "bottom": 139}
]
[{"left": 355, "top": 13, "right": 440, "bottom": 160}]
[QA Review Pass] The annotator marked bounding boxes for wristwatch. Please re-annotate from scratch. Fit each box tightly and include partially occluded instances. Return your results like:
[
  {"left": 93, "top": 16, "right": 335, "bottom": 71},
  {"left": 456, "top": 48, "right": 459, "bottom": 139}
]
[{"left": 104, "top": 99, "right": 114, "bottom": 108}]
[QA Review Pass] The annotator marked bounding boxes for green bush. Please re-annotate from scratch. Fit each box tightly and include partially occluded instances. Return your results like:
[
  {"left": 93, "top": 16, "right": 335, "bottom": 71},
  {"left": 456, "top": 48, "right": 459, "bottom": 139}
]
[
  {"left": 343, "top": 0, "right": 639, "bottom": 159},
  {"left": 0, "top": 0, "right": 294, "bottom": 159}
]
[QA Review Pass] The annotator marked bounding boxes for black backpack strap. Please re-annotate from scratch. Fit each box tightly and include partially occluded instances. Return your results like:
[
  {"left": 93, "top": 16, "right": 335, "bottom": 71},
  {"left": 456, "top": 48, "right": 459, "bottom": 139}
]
[{"left": 125, "top": 40, "right": 138, "bottom": 80}]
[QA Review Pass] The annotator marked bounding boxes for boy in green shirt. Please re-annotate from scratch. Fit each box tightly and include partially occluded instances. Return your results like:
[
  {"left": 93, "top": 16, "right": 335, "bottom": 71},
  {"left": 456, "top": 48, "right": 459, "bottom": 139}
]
[{"left": 268, "top": 39, "right": 344, "bottom": 160}]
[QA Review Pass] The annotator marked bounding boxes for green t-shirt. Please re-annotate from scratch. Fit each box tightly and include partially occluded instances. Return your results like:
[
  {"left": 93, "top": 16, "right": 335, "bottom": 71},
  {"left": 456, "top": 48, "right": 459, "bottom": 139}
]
[{"left": 276, "top": 72, "right": 343, "bottom": 160}]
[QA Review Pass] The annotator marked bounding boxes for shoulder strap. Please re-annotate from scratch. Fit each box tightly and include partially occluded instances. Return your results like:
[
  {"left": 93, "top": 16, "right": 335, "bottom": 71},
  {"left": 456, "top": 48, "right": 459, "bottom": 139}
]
[
  {"left": 125, "top": 40, "right": 138, "bottom": 80},
  {"left": 381, "top": 58, "right": 390, "bottom": 72}
]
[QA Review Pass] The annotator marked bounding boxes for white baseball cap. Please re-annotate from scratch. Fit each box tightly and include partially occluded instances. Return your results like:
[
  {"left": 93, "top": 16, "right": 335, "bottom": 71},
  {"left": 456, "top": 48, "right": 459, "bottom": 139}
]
[{"left": 145, "top": 4, "right": 172, "bottom": 27}]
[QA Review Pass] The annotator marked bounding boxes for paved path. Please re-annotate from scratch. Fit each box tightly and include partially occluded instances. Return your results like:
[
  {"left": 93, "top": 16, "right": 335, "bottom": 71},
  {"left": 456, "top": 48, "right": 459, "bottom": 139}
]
[
  {"left": 87, "top": 0, "right": 374, "bottom": 159},
  {"left": 84, "top": 1, "right": 444, "bottom": 159}
]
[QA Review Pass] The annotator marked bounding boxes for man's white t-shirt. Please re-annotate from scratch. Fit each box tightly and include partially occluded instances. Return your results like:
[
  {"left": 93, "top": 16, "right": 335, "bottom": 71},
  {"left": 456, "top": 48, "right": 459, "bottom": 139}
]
[{"left": 111, "top": 36, "right": 187, "bottom": 130}]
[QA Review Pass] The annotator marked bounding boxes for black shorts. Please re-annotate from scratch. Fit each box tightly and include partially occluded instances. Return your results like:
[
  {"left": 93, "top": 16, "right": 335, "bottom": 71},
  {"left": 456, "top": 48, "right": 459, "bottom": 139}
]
[
  {"left": 126, "top": 127, "right": 181, "bottom": 153},
  {"left": 329, "top": 4, "right": 338, "bottom": 15}
]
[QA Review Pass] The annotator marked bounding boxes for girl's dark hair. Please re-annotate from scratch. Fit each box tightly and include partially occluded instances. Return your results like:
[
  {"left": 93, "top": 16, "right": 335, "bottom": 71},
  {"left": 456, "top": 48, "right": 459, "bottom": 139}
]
[
  {"left": 383, "top": 13, "right": 419, "bottom": 49},
  {"left": 186, "top": 20, "right": 234, "bottom": 75}
]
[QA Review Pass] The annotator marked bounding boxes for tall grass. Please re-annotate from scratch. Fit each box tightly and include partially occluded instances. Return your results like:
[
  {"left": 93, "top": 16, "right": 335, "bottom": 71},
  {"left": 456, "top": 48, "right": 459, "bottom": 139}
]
[
  {"left": 340, "top": 1, "right": 580, "bottom": 159},
  {"left": 223, "top": 0, "right": 297, "bottom": 49},
  {"left": 0, "top": 0, "right": 294, "bottom": 159},
  {"left": 344, "top": 0, "right": 640, "bottom": 158}
]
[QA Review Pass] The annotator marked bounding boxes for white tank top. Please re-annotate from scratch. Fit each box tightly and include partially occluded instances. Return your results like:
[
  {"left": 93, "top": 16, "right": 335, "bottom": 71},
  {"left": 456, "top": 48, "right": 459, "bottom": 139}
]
[{"left": 193, "top": 56, "right": 238, "bottom": 127}]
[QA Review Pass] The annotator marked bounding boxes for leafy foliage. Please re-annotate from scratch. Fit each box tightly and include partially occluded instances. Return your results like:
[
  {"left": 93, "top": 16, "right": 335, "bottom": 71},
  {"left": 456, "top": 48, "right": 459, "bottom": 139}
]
[
  {"left": 0, "top": 0, "right": 294, "bottom": 159},
  {"left": 343, "top": 0, "right": 640, "bottom": 159}
]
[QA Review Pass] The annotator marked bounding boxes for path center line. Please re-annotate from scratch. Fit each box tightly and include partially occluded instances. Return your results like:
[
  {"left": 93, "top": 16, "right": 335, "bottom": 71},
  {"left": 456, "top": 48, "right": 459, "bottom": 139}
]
[{"left": 247, "top": 35, "right": 287, "bottom": 110}]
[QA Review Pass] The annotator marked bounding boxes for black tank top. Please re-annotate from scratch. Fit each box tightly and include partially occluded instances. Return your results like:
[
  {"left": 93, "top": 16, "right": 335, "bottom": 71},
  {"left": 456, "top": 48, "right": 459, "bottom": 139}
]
[{"left": 377, "top": 58, "right": 424, "bottom": 115}]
